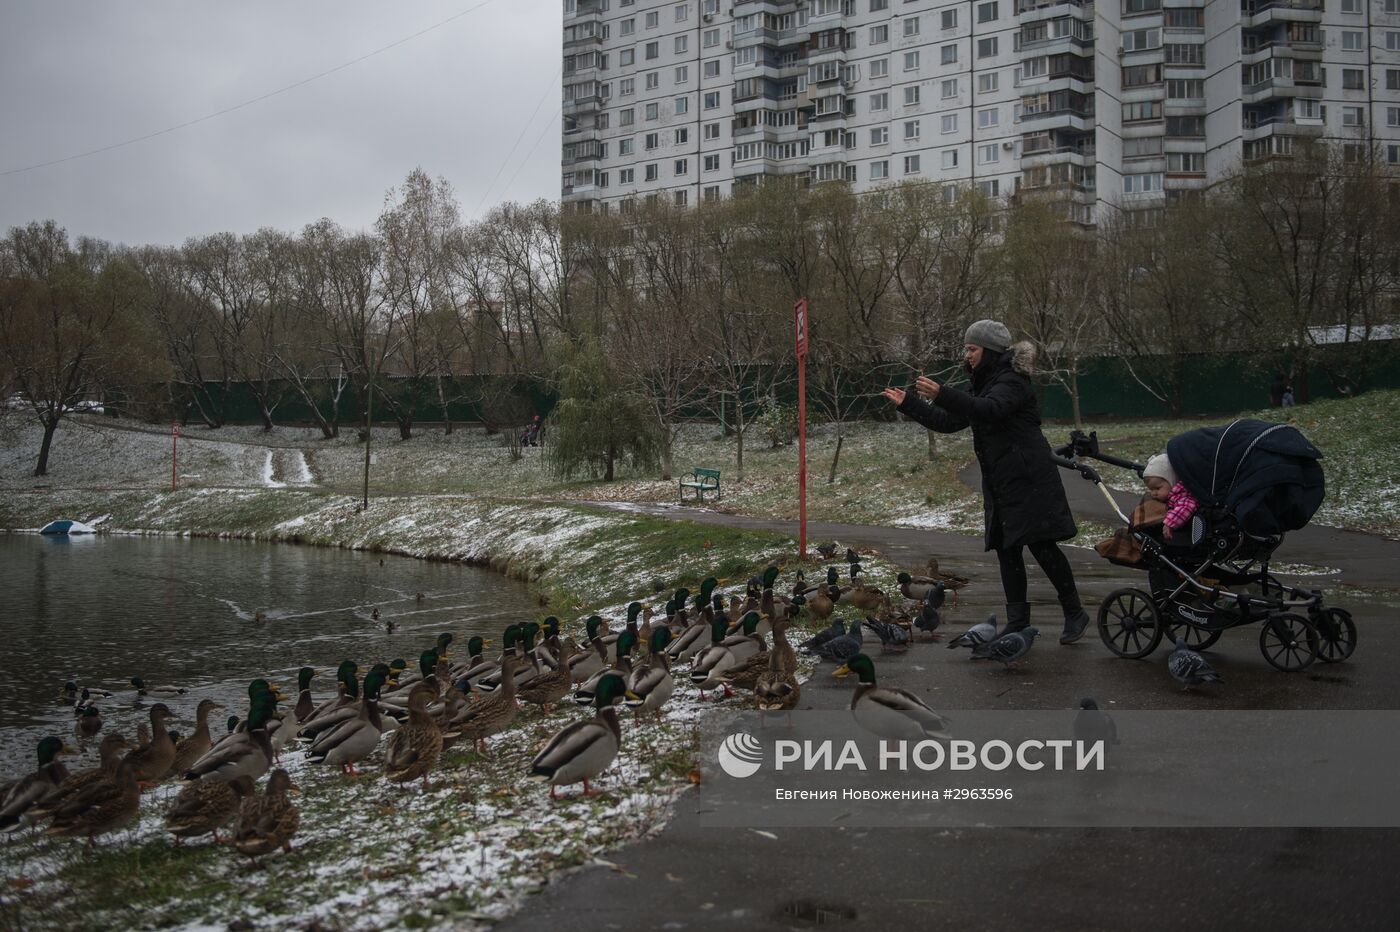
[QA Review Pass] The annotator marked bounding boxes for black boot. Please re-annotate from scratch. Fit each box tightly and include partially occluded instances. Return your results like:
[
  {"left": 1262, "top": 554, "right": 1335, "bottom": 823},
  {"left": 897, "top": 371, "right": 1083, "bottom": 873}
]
[
  {"left": 1059, "top": 592, "right": 1090, "bottom": 644},
  {"left": 1003, "top": 601, "right": 1031, "bottom": 635}
]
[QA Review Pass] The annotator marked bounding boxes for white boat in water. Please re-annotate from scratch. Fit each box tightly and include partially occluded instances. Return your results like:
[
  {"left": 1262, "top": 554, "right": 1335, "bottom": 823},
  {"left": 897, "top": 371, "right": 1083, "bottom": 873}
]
[{"left": 39, "top": 519, "right": 97, "bottom": 536}]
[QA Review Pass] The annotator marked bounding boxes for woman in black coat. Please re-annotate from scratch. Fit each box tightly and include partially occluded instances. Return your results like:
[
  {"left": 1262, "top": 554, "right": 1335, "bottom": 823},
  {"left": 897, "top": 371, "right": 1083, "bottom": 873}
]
[{"left": 881, "top": 319, "right": 1089, "bottom": 643}]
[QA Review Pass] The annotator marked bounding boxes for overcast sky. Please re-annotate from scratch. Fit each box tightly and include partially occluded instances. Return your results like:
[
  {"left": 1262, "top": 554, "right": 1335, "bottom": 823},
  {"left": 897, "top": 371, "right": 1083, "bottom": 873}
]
[{"left": 0, "top": 0, "right": 561, "bottom": 247}]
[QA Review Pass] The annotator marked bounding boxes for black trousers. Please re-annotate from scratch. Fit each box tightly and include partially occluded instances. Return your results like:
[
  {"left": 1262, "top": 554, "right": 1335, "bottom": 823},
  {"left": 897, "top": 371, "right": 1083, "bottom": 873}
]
[{"left": 996, "top": 540, "right": 1079, "bottom": 606}]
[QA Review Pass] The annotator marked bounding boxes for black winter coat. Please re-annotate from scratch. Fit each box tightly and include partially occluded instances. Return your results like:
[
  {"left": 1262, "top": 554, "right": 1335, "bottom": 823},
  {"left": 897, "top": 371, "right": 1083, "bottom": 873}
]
[{"left": 897, "top": 345, "right": 1076, "bottom": 551}]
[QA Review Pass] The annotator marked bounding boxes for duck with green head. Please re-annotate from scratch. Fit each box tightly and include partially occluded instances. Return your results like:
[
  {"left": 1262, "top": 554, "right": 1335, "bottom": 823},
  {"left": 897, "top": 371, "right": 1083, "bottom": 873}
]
[
  {"left": 478, "top": 623, "right": 541, "bottom": 693},
  {"left": 448, "top": 635, "right": 489, "bottom": 682},
  {"left": 184, "top": 682, "right": 280, "bottom": 783},
  {"left": 574, "top": 630, "right": 637, "bottom": 706},
  {"left": 833, "top": 653, "right": 951, "bottom": 741},
  {"left": 529, "top": 673, "right": 638, "bottom": 799},
  {"left": 32, "top": 733, "right": 129, "bottom": 821},
  {"left": 299, "top": 661, "right": 360, "bottom": 736},
  {"left": 75, "top": 704, "right": 103, "bottom": 740},
  {"left": 291, "top": 667, "right": 318, "bottom": 724},
  {"left": 307, "top": 665, "right": 388, "bottom": 776},
  {"left": 1, "top": 736, "right": 73, "bottom": 829},
  {"left": 456, "top": 628, "right": 514, "bottom": 695},
  {"left": 691, "top": 613, "right": 767, "bottom": 699},
  {"left": 537, "top": 617, "right": 563, "bottom": 669},
  {"left": 720, "top": 604, "right": 796, "bottom": 693},
  {"left": 665, "top": 603, "right": 713, "bottom": 665},
  {"left": 626, "top": 627, "right": 676, "bottom": 722},
  {"left": 129, "top": 677, "right": 187, "bottom": 699},
  {"left": 567, "top": 617, "right": 609, "bottom": 685}
]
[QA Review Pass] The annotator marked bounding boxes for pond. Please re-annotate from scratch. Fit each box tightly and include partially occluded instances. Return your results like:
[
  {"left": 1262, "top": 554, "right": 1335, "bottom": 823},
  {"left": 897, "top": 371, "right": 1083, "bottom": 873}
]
[{"left": 0, "top": 533, "right": 541, "bottom": 772}]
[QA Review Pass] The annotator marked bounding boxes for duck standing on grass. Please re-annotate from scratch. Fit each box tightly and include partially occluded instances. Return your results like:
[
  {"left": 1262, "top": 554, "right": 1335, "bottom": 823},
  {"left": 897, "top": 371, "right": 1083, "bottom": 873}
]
[
  {"left": 1, "top": 736, "right": 72, "bottom": 830},
  {"left": 691, "top": 612, "right": 766, "bottom": 700},
  {"left": 626, "top": 628, "right": 676, "bottom": 722},
  {"left": 164, "top": 775, "right": 254, "bottom": 845},
  {"left": 232, "top": 769, "right": 300, "bottom": 866},
  {"left": 45, "top": 756, "right": 141, "bottom": 848},
  {"left": 169, "top": 699, "right": 223, "bottom": 778},
  {"left": 31, "top": 734, "right": 129, "bottom": 822},
  {"left": 518, "top": 640, "right": 575, "bottom": 714},
  {"left": 125, "top": 703, "right": 177, "bottom": 788},
  {"left": 185, "top": 683, "right": 280, "bottom": 784},
  {"left": 306, "top": 665, "right": 389, "bottom": 777},
  {"left": 452, "top": 654, "right": 520, "bottom": 754},
  {"left": 529, "top": 674, "right": 637, "bottom": 799},
  {"left": 384, "top": 683, "right": 444, "bottom": 790}
]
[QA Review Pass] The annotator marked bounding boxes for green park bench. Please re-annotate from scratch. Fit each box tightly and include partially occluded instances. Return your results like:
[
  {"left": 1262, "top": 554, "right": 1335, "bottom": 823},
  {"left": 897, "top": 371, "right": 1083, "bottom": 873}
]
[{"left": 679, "top": 467, "right": 721, "bottom": 503}]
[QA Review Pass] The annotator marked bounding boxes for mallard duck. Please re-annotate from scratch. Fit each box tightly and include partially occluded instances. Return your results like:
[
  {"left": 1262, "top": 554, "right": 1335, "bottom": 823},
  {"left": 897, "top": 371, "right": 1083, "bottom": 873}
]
[
  {"left": 477, "top": 623, "right": 541, "bottom": 693},
  {"left": 691, "top": 613, "right": 766, "bottom": 699},
  {"left": 290, "top": 667, "right": 318, "bottom": 724},
  {"left": 897, "top": 572, "right": 951, "bottom": 605},
  {"left": 307, "top": 665, "right": 388, "bottom": 776},
  {"left": 232, "top": 769, "right": 300, "bottom": 864},
  {"left": 60, "top": 681, "right": 113, "bottom": 702},
  {"left": 300, "top": 661, "right": 359, "bottom": 729},
  {"left": 382, "top": 649, "right": 443, "bottom": 711},
  {"left": 123, "top": 703, "right": 176, "bottom": 787},
  {"left": 536, "top": 617, "right": 563, "bottom": 670},
  {"left": 456, "top": 628, "right": 516, "bottom": 694},
  {"left": 45, "top": 756, "right": 141, "bottom": 847},
  {"left": 298, "top": 663, "right": 365, "bottom": 741},
  {"left": 452, "top": 653, "right": 520, "bottom": 753},
  {"left": 135, "top": 721, "right": 151, "bottom": 749},
  {"left": 923, "top": 557, "right": 970, "bottom": 590},
  {"left": 755, "top": 619, "right": 801, "bottom": 719},
  {"left": 169, "top": 699, "right": 223, "bottom": 778},
  {"left": 757, "top": 566, "right": 781, "bottom": 621},
  {"left": 567, "top": 618, "right": 609, "bottom": 685},
  {"left": 75, "top": 705, "right": 103, "bottom": 740},
  {"left": 31, "top": 734, "right": 129, "bottom": 822},
  {"left": 447, "top": 636, "right": 488, "bottom": 682},
  {"left": 129, "top": 677, "right": 187, "bottom": 699},
  {"left": 635, "top": 604, "right": 655, "bottom": 655},
  {"left": 625, "top": 628, "right": 676, "bottom": 722},
  {"left": 574, "top": 631, "right": 637, "bottom": 706},
  {"left": 185, "top": 684, "right": 279, "bottom": 784},
  {"left": 664, "top": 611, "right": 712, "bottom": 665},
  {"left": 844, "top": 565, "right": 891, "bottom": 613},
  {"left": 1, "top": 736, "right": 72, "bottom": 830},
  {"left": 600, "top": 604, "right": 644, "bottom": 662},
  {"left": 529, "top": 673, "right": 636, "bottom": 799},
  {"left": 803, "top": 575, "right": 840, "bottom": 623},
  {"left": 396, "top": 635, "right": 453, "bottom": 689},
  {"left": 384, "top": 683, "right": 444, "bottom": 789},
  {"left": 519, "top": 639, "right": 575, "bottom": 714},
  {"left": 833, "top": 654, "right": 951, "bottom": 741},
  {"left": 164, "top": 774, "right": 254, "bottom": 844}
]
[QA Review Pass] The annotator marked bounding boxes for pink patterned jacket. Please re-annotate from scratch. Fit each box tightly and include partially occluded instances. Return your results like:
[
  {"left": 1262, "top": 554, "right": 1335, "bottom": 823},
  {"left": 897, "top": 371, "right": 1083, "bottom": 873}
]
[{"left": 1163, "top": 482, "right": 1199, "bottom": 530}]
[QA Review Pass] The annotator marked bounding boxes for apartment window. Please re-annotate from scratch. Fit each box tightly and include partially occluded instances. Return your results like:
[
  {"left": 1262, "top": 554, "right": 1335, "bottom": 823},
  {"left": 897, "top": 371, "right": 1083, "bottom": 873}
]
[
  {"left": 905, "top": 51, "right": 920, "bottom": 70},
  {"left": 1123, "top": 64, "right": 1162, "bottom": 88},
  {"left": 646, "top": 102, "right": 659, "bottom": 120},
  {"left": 645, "top": 163, "right": 659, "bottom": 180},
  {"left": 977, "top": 2, "right": 998, "bottom": 23},
  {"left": 1122, "top": 29, "right": 1160, "bottom": 53},
  {"left": 942, "top": 78, "right": 958, "bottom": 98},
  {"left": 1165, "top": 115, "right": 1204, "bottom": 136},
  {"left": 704, "top": 60, "right": 720, "bottom": 78},
  {"left": 978, "top": 107, "right": 999, "bottom": 128},
  {"left": 1342, "top": 106, "right": 1364, "bottom": 126},
  {"left": 621, "top": 49, "right": 635, "bottom": 66},
  {"left": 1123, "top": 172, "right": 1162, "bottom": 194},
  {"left": 704, "top": 28, "right": 720, "bottom": 47},
  {"left": 1389, "top": 32, "right": 1400, "bottom": 51},
  {"left": 871, "top": 0, "right": 888, "bottom": 9},
  {"left": 1163, "top": 43, "right": 1203, "bottom": 66},
  {"left": 645, "top": 41, "right": 659, "bottom": 60},
  {"left": 941, "top": 9, "right": 957, "bottom": 30},
  {"left": 1167, "top": 152, "right": 1205, "bottom": 173},
  {"left": 978, "top": 72, "right": 999, "bottom": 94},
  {"left": 904, "top": 85, "right": 920, "bottom": 105},
  {"left": 1166, "top": 78, "right": 1204, "bottom": 99},
  {"left": 1341, "top": 32, "right": 1363, "bottom": 52},
  {"left": 1164, "top": 8, "right": 1203, "bottom": 28},
  {"left": 1341, "top": 0, "right": 1361, "bottom": 10},
  {"left": 942, "top": 149, "right": 958, "bottom": 169},
  {"left": 978, "top": 143, "right": 998, "bottom": 164},
  {"left": 941, "top": 44, "right": 958, "bottom": 65},
  {"left": 1343, "top": 69, "right": 1364, "bottom": 90},
  {"left": 904, "top": 154, "right": 921, "bottom": 174},
  {"left": 1122, "top": 136, "right": 1163, "bottom": 158},
  {"left": 675, "top": 159, "right": 688, "bottom": 175},
  {"left": 904, "top": 119, "right": 921, "bottom": 140},
  {"left": 976, "top": 179, "right": 999, "bottom": 198},
  {"left": 1296, "top": 98, "right": 1321, "bottom": 120},
  {"left": 1390, "top": 145, "right": 1400, "bottom": 165},
  {"left": 675, "top": 190, "right": 688, "bottom": 206},
  {"left": 905, "top": 17, "right": 920, "bottom": 37},
  {"left": 871, "top": 160, "right": 889, "bottom": 179},
  {"left": 870, "top": 92, "right": 889, "bottom": 111},
  {"left": 1021, "top": 57, "right": 1047, "bottom": 80},
  {"left": 675, "top": 65, "right": 689, "bottom": 83},
  {"left": 941, "top": 113, "right": 957, "bottom": 133},
  {"left": 620, "top": 108, "right": 635, "bottom": 125},
  {"left": 977, "top": 37, "right": 998, "bottom": 59},
  {"left": 621, "top": 18, "right": 636, "bottom": 36},
  {"left": 619, "top": 168, "right": 634, "bottom": 184},
  {"left": 675, "top": 3, "right": 689, "bottom": 21},
  {"left": 871, "top": 58, "right": 888, "bottom": 77},
  {"left": 620, "top": 77, "right": 636, "bottom": 95},
  {"left": 675, "top": 128, "right": 689, "bottom": 144},
  {"left": 646, "top": 11, "right": 659, "bottom": 28},
  {"left": 1388, "top": 0, "right": 1399, "bottom": 12},
  {"left": 1124, "top": 0, "right": 1161, "bottom": 12},
  {"left": 871, "top": 126, "right": 889, "bottom": 144},
  {"left": 704, "top": 123, "right": 720, "bottom": 140},
  {"left": 645, "top": 132, "right": 659, "bottom": 150},
  {"left": 646, "top": 72, "right": 659, "bottom": 89},
  {"left": 871, "top": 24, "right": 888, "bottom": 43},
  {"left": 1389, "top": 69, "right": 1400, "bottom": 90},
  {"left": 675, "top": 35, "right": 688, "bottom": 54},
  {"left": 703, "top": 185, "right": 720, "bottom": 201},
  {"left": 675, "top": 96, "right": 688, "bottom": 114},
  {"left": 704, "top": 91, "right": 720, "bottom": 109},
  {"left": 1389, "top": 107, "right": 1400, "bottom": 128},
  {"left": 1122, "top": 100, "right": 1162, "bottom": 121}
]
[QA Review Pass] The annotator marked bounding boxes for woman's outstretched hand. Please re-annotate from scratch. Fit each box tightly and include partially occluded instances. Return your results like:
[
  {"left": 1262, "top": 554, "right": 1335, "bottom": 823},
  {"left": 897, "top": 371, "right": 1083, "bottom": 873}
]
[
  {"left": 914, "top": 376, "right": 941, "bottom": 401},
  {"left": 881, "top": 387, "right": 906, "bottom": 406}
]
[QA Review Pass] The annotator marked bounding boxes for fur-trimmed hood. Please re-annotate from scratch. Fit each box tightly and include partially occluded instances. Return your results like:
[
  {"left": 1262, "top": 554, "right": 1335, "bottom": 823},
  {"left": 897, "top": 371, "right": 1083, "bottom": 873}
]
[{"left": 1010, "top": 341, "right": 1036, "bottom": 376}]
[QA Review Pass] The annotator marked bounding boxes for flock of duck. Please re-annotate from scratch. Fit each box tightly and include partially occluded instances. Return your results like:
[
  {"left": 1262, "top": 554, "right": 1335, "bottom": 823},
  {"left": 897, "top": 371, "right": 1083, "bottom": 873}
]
[{"left": 1, "top": 551, "right": 1008, "bottom": 864}]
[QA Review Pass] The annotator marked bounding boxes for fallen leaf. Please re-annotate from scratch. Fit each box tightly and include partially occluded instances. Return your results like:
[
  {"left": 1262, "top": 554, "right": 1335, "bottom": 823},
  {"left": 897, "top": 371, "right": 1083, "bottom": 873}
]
[
  {"left": 665, "top": 872, "right": 684, "bottom": 882},
  {"left": 749, "top": 829, "right": 779, "bottom": 841}
]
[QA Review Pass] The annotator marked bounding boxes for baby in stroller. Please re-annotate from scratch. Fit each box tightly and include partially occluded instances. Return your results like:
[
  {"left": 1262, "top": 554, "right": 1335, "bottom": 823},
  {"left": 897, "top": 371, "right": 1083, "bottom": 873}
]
[{"left": 1142, "top": 453, "right": 1198, "bottom": 542}]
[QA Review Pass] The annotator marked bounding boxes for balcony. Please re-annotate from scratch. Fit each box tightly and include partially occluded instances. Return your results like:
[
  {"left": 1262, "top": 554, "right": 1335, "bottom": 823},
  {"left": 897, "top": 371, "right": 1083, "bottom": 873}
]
[
  {"left": 1016, "top": 0, "right": 1094, "bottom": 13},
  {"left": 1021, "top": 143, "right": 1097, "bottom": 168},
  {"left": 1241, "top": 0, "right": 1324, "bottom": 28},
  {"left": 1241, "top": 115, "right": 1326, "bottom": 140}
]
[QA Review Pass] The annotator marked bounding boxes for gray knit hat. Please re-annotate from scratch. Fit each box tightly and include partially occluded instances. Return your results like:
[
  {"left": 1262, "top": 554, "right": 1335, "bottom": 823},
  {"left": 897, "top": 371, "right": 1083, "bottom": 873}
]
[
  {"left": 1143, "top": 453, "right": 1178, "bottom": 486},
  {"left": 964, "top": 319, "right": 1012, "bottom": 353}
]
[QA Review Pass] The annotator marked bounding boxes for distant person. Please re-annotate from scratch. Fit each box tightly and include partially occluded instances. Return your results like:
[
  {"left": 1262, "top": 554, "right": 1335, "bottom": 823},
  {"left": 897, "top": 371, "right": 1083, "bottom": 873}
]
[
  {"left": 1281, "top": 385, "right": 1295, "bottom": 408},
  {"left": 1269, "top": 372, "right": 1288, "bottom": 407},
  {"left": 880, "top": 319, "right": 1090, "bottom": 645}
]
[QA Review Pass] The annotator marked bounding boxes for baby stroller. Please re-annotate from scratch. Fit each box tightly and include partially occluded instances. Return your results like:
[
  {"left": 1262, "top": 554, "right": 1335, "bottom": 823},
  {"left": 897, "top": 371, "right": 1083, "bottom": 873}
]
[{"left": 1052, "top": 421, "right": 1357, "bottom": 672}]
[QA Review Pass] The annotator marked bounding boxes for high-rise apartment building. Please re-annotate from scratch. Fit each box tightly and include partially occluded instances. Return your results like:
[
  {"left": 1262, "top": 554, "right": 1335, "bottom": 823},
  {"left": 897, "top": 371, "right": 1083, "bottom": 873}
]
[{"left": 562, "top": 0, "right": 1400, "bottom": 222}]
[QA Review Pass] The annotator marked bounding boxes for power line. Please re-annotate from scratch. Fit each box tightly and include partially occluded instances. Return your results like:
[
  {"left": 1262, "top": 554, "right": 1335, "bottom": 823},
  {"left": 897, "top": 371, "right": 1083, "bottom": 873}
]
[
  {"left": 1, "top": 0, "right": 502, "bottom": 178},
  {"left": 497, "top": 105, "right": 563, "bottom": 208},
  {"left": 473, "top": 64, "right": 562, "bottom": 216}
]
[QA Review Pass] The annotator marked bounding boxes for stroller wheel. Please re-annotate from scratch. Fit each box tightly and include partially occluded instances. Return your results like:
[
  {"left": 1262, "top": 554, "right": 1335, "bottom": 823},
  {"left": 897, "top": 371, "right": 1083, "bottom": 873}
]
[
  {"left": 1097, "top": 588, "right": 1164, "bottom": 659},
  {"left": 1314, "top": 607, "right": 1357, "bottom": 664},
  {"left": 1166, "top": 622, "right": 1222, "bottom": 652},
  {"left": 1260, "top": 613, "right": 1320, "bottom": 672}
]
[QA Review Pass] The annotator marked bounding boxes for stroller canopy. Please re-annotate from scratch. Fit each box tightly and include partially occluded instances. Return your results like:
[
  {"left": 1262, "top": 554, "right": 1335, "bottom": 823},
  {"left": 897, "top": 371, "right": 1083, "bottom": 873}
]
[{"left": 1166, "top": 419, "right": 1324, "bottom": 537}]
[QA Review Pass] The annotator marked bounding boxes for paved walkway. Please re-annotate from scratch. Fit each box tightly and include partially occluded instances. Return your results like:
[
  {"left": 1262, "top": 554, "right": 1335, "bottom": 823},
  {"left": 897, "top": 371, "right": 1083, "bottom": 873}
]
[{"left": 501, "top": 470, "right": 1400, "bottom": 931}]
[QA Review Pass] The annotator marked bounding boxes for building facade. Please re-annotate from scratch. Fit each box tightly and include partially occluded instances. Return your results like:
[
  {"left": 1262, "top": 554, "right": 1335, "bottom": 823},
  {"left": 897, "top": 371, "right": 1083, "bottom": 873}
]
[{"left": 562, "top": 0, "right": 1400, "bottom": 222}]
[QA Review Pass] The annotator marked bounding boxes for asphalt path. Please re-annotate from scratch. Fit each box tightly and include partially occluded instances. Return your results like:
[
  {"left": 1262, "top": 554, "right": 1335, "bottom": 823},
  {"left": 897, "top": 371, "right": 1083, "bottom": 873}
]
[{"left": 498, "top": 468, "right": 1400, "bottom": 932}]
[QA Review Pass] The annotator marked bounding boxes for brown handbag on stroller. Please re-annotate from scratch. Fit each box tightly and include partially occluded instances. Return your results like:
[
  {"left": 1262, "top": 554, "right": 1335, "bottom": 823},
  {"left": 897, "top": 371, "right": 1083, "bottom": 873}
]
[{"left": 1095, "top": 497, "right": 1167, "bottom": 567}]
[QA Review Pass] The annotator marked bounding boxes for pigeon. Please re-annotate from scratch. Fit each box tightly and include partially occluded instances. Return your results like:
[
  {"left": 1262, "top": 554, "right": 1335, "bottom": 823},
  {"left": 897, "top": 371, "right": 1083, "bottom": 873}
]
[
  {"left": 812, "top": 620, "right": 864, "bottom": 662},
  {"left": 1073, "top": 697, "right": 1119, "bottom": 746},
  {"left": 865, "top": 616, "right": 912, "bottom": 651},
  {"left": 913, "top": 586, "right": 945, "bottom": 640},
  {"left": 798, "top": 618, "right": 846, "bottom": 653},
  {"left": 816, "top": 541, "right": 839, "bottom": 560},
  {"left": 946, "top": 614, "right": 998, "bottom": 651},
  {"left": 973, "top": 627, "right": 1039, "bottom": 666},
  {"left": 1167, "top": 635, "right": 1222, "bottom": 689}
]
